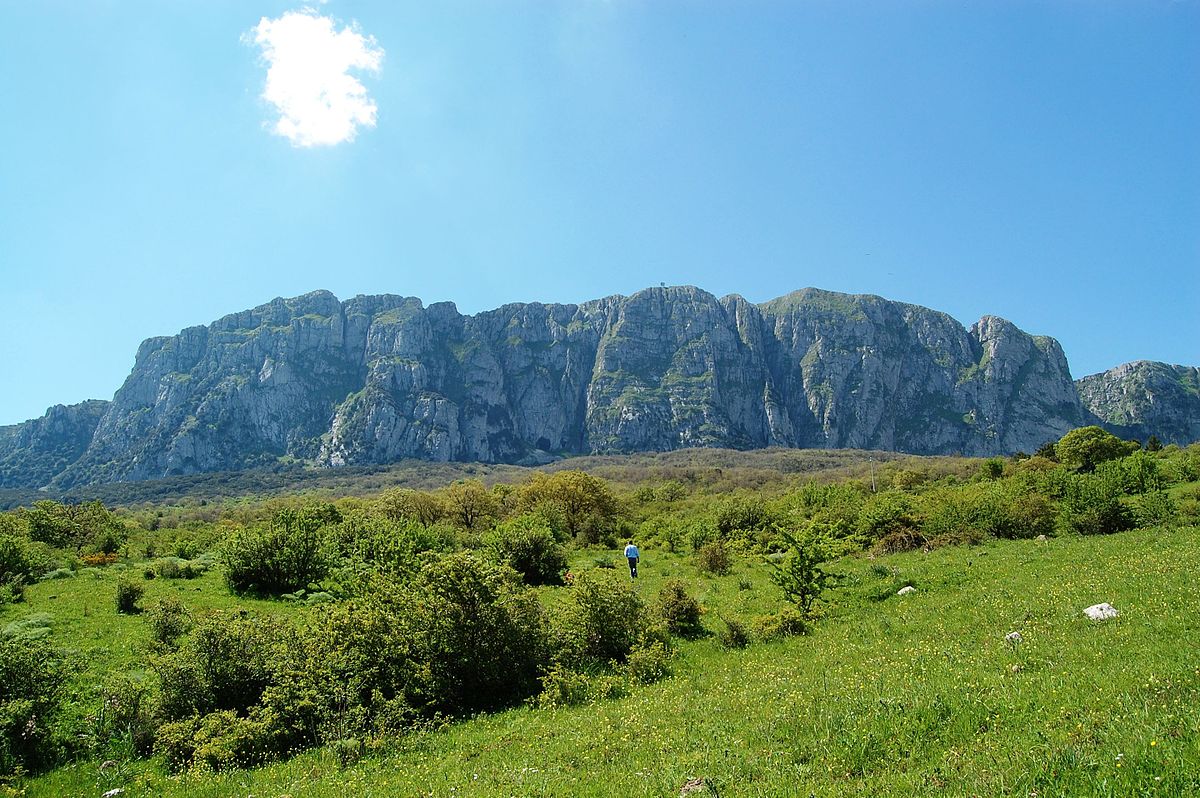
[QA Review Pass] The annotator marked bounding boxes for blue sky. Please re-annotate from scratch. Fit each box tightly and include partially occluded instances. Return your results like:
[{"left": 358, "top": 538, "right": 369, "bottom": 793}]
[{"left": 1, "top": 0, "right": 1197, "bottom": 426}]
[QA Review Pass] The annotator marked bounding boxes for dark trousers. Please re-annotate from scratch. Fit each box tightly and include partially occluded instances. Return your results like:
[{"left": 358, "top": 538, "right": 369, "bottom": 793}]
[{"left": 627, "top": 557, "right": 638, "bottom": 578}]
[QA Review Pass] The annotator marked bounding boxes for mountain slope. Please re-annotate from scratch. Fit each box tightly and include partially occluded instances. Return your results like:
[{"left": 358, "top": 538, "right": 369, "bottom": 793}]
[
  {"left": 1078, "top": 361, "right": 1200, "bottom": 445},
  {"left": 0, "top": 286, "right": 1192, "bottom": 488},
  {"left": 0, "top": 400, "right": 109, "bottom": 489}
]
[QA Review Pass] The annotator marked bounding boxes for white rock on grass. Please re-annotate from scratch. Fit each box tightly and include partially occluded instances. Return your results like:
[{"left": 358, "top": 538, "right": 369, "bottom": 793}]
[
  {"left": 1084, "top": 603, "right": 1119, "bottom": 621},
  {"left": 897, "top": 585, "right": 916, "bottom": 596},
  {"left": 1005, "top": 631, "right": 1023, "bottom": 644}
]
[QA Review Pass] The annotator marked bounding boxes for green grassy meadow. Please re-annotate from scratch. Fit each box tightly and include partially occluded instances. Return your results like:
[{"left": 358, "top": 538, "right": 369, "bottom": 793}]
[{"left": 12, "top": 524, "right": 1200, "bottom": 798}]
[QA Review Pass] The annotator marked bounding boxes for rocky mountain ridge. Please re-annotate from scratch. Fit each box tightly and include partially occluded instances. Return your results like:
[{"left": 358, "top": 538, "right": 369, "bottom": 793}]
[
  {"left": 1, "top": 286, "right": 1193, "bottom": 489},
  {"left": 1076, "top": 361, "right": 1200, "bottom": 446}
]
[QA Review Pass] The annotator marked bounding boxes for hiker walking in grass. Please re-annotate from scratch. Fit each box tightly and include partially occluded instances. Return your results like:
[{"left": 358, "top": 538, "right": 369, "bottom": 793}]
[{"left": 624, "top": 540, "right": 640, "bottom": 578}]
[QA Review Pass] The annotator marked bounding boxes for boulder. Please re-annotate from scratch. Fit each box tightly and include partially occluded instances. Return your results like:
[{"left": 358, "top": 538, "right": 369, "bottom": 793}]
[
  {"left": 897, "top": 585, "right": 916, "bottom": 596},
  {"left": 1083, "top": 602, "right": 1119, "bottom": 621}
]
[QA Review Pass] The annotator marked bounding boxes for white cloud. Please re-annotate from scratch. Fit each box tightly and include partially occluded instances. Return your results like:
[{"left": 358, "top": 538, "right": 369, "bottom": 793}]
[{"left": 251, "top": 10, "right": 384, "bottom": 148}]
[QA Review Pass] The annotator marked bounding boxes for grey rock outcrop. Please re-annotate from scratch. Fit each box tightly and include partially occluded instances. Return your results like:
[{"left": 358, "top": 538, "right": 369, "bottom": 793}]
[
  {"left": 1077, "top": 361, "right": 1200, "bottom": 445},
  {"left": 0, "top": 400, "right": 109, "bottom": 488},
  {"left": 0, "top": 285, "right": 1191, "bottom": 489}
]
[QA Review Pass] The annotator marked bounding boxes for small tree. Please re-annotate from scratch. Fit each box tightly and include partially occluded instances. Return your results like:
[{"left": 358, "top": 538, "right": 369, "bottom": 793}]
[
  {"left": 768, "top": 530, "right": 831, "bottom": 618},
  {"left": 375, "top": 489, "right": 444, "bottom": 527},
  {"left": 1055, "top": 426, "right": 1135, "bottom": 472},
  {"left": 442, "top": 480, "right": 497, "bottom": 530},
  {"left": 517, "top": 471, "right": 619, "bottom": 544}
]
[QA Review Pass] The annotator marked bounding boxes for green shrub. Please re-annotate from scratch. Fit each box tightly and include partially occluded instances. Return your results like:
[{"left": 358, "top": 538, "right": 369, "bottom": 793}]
[
  {"left": 687, "top": 522, "right": 718, "bottom": 553},
  {"left": 1055, "top": 426, "right": 1136, "bottom": 472},
  {"left": 487, "top": 515, "right": 568, "bottom": 585},
  {"left": 154, "top": 717, "right": 201, "bottom": 772},
  {"left": 857, "top": 490, "right": 920, "bottom": 542},
  {"left": 554, "top": 569, "right": 647, "bottom": 666},
  {"left": 718, "top": 617, "right": 750, "bottom": 649},
  {"left": 714, "top": 496, "right": 774, "bottom": 536},
  {"left": 696, "top": 541, "right": 732, "bottom": 576},
  {"left": 222, "top": 508, "right": 335, "bottom": 595},
  {"left": 1057, "top": 473, "right": 1134, "bottom": 536},
  {"left": 0, "top": 532, "right": 48, "bottom": 587},
  {"left": 386, "top": 554, "right": 550, "bottom": 714},
  {"left": 752, "top": 608, "right": 809, "bottom": 641},
  {"left": 1134, "top": 491, "right": 1179, "bottom": 528},
  {"left": 1006, "top": 491, "right": 1055, "bottom": 539},
  {"left": 90, "top": 676, "right": 157, "bottom": 757},
  {"left": 39, "top": 568, "right": 74, "bottom": 581},
  {"left": 1100, "top": 451, "right": 1165, "bottom": 494},
  {"left": 657, "top": 580, "right": 704, "bottom": 638},
  {"left": 1, "top": 613, "right": 53, "bottom": 642},
  {"left": 625, "top": 641, "right": 671, "bottom": 685},
  {"left": 0, "top": 635, "right": 71, "bottom": 774},
  {"left": 154, "top": 612, "right": 287, "bottom": 720},
  {"left": 151, "top": 556, "right": 205, "bottom": 580},
  {"left": 536, "top": 665, "right": 591, "bottom": 709},
  {"left": 332, "top": 512, "right": 452, "bottom": 580},
  {"left": 115, "top": 580, "right": 144, "bottom": 614},
  {"left": 146, "top": 597, "right": 191, "bottom": 648},
  {"left": 21, "top": 499, "right": 124, "bottom": 551},
  {"left": 190, "top": 709, "right": 277, "bottom": 771},
  {"left": 516, "top": 471, "right": 619, "bottom": 545}
]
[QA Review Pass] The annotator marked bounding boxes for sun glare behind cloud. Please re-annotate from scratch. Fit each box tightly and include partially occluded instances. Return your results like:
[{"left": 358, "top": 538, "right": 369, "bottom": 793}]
[{"left": 251, "top": 10, "right": 384, "bottom": 148}]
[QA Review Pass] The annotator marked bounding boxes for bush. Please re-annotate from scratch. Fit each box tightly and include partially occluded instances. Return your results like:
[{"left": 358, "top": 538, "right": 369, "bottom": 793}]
[
  {"left": 1134, "top": 491, "right": 1179, "bottom": 528},
  {"left": 222, "top": 508, "right": 335, "bottom": 595},
  {"left": 625, "top": 641, "right": 671, "bottom": 685},
  {"left": 1, "top": 533, "right": 48, "bottom": 598},
  {"left": 154, "top": 612, "right": 287, "bottom": 721},
  {"left": 154, "top": 717, "right": 201, "bottom": 772},
  {"left": 333, "top": 513, "right": 453, "bottom": 579},
  {"left": 752, "top": 608, "right": 809, "bottom": 641},
  {"left": 1057, "top": 474, "right": 1134, "bottom": 536},
  {"left": 151, "top": 557, "right": 205, "bottom": 580},
  {"left": 0, "top": 635, "right": 71, "bottom": 774},
  {"left": 696, "top": 541, "right": 732, "bottom": 576},
  {"left": 717, "top": 617, "right": 750, "bottom": 649},
  {"left": 487, "top": 516, "right": 568, "bottom": 585},
  {"left": 146, "top": 597, "right": 191, "bottom": 648},
  {"left": 90, "top": 676, "right": 157, "bottom": 757},
  {"left": 714, "top": 496, "right": 773, "bottom": 536},
  {"left": 554, "top": 570, "right": 647, "bottom": 666},
  {"left": 536, "top": 665, "right": 591, "bottom": 709},
  {"left": 657, "top": 580, "right": 704, "bottom": 638},
  {"left": 1056, "top": 426, "right": 1135, "bottom": 472},
  {"left": 115, "top": 580, "right": 144, "bottom": 614},
  {"left": 379, "top": 554, "right": 550, "bottom": 714},
  {"left": 922, "top": 484, "right": 1054, "bottom": 543},
  {"left": 857, "top": 490, "right": 920, "bottom": 542},
  {"left": 190, "top": 710, "right": 277, "bottom": 771}
]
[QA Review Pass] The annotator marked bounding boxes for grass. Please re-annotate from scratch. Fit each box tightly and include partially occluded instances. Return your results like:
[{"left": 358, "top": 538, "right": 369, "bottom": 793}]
[{"left": 9, "top": 522, "right": 1200, "bottom": 797}]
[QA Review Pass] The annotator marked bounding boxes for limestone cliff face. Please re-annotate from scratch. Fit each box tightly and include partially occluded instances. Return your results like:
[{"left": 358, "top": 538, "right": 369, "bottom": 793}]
[
  {"left": 0, "top": 400, "right": 109, "bottom": 488},
  {"left": 1077, "top": 362, "right": 1200, "bottom": 445},
  {"left": 1, "top": 285, "right": 1190, "bottom": 489}
]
